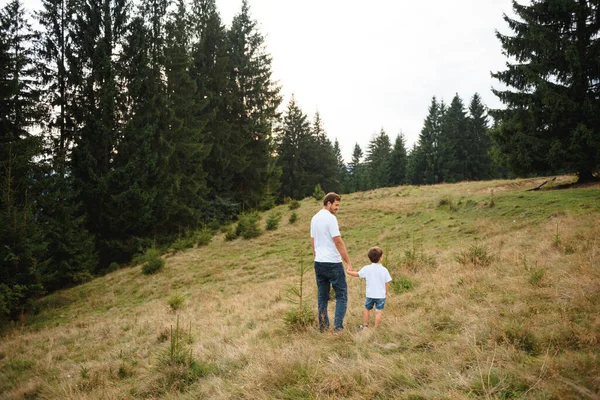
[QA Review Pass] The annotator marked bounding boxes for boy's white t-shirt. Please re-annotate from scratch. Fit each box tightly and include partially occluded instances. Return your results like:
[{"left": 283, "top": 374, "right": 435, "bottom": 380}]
[
  {"left": 358, "top": 263, "right": 392, "bottom": 299},
  {"left": 310, "top": 209, "right": 342, "bottom": 263}
]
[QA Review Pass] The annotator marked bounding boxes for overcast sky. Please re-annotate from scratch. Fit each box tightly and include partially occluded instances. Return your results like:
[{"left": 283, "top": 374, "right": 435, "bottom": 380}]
[
  {"left": 12, "top": 0, "right": 517, "bottom": 162},
  {"left": 214, "top": 0, "right": 517, "bottom": 161}
]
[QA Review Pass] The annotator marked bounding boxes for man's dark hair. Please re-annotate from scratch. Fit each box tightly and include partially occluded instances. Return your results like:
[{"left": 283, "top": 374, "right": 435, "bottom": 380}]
[
  {"left": 368, "top": 247, "right": 383, "bottom": 263},
  {"left": 323, "top": 192, "right": 341, "bottom": 206}
]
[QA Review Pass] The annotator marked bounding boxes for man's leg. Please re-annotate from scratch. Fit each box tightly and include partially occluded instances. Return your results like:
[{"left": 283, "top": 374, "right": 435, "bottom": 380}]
[
  {"left": 314, "top": 262, "right": 331, "bottom": 332},
  {"left": 330, "top": 263, "right": 347, "bottom": 331}
]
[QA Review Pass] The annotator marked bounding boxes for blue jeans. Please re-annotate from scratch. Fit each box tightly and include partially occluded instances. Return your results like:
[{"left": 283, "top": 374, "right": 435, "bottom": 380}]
[{"left": 314, "top": 261, "right": 348, "bottom": 331}]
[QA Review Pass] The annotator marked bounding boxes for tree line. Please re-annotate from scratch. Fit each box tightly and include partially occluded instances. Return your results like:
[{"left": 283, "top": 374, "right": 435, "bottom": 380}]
[{"left": 1, "top": 0, "right": 599, "bottom": 321}]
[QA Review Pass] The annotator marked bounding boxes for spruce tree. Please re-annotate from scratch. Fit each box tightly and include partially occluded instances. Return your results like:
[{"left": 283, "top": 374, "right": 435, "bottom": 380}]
[
  {"left": 164, "top": 0, "right": 209, "bottom": 229},
  {"left": 390, "top": 132, "right": 408, "bottom": 185},
  {"left": 227, "top": 0, "right": 281, "bottom": 209},
  {"left": 366, "top": 129, "right": 392, "bottom": 188},
  {"left": 0, "top": 0, "right": 45, "bottom": 318},
  {"left": 189, "top": 0, "right": 235, "bottom": 219},
  {"left": 277, "top": 95, "right": 310, "bottom": 199},
  {"left": 69, "top": 0, "right": 128, "bottom": 267},
  {"left": 307, "top": 112, "right": 340, "bottom": 194},
  {"left": 438, "top": 94, "right": 469, "bottom": 182},
  {"left": 349, "top": 142, "right": 369, "bottom": 191},
  {"left": 418, "top": 97, "right": 443, "bottom": 184},
  {"left": 36, "top": 0, "right": 97, "bottom": 290},
  {"left": 492, "top": 0, "right": 600, "bottom": 181},
  {"left": 333, "top": 139, "right": 350, "bottom": 193},
  {"left": 467, "top": 93, "right": 493, "bottom": 180}
]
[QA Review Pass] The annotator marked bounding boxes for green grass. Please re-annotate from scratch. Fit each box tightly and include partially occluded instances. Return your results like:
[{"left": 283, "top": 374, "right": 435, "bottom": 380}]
[{"left": 1, "top": 176, "right": 599, "bottom": 399}]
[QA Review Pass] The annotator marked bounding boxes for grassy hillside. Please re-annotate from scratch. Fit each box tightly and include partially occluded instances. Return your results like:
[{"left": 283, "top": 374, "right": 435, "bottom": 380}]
[{"left": 1, "top": 176, "right": 599, "bottom": 399}]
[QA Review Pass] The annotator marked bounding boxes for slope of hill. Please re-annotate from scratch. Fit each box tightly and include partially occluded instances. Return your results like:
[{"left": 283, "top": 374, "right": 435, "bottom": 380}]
[{"left": 1, "top": 176, "right": 599, "bottom": 399}]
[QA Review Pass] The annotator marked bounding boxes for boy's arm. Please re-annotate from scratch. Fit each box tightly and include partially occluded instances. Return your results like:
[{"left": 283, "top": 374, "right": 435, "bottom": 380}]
[
  {"left": 386, "top": 282, "right": 389, "bottom": 296},
  {"left": 346, "top": 268, "right": 359, "bottom": 277}
]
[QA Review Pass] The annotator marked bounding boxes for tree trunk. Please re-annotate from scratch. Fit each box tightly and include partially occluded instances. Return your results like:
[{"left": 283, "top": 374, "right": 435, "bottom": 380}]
[{"left": 577, "top": 170, "right": 597, "bottom": 183}]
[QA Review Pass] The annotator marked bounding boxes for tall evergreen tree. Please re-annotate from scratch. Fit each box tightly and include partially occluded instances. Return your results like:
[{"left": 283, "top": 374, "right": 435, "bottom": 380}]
[
  {"left": 69, "top": 0, "right": 128, "bottom": 267},
  {"left": 390, "top": 132, "right": 408, "bottom": 185},
  {"left": 492, "top": 0, "right": 600, "bottom": 181},
  {"left": 467, "top": 93, "right": 494, "bottom": 180},
  {"left": 417, "top": 97, "right": 443, "bottom": 184},
  {"left": 189, "top": 0, "right": 235, "bottom": 220},
  {"left": 277, "top": 95, "right": 310, "bottom": 199},
  {"left": 333, "top": 139, "right": 350, "bottom": 193},
  {"left": 349, "top": 142, "right": 369, "bottom": 191},
  {"left": 164, "top": 0, "right": 209, "bottom": 229},
  {"left": 307, "top": 111, "right": 340, "bottom": 194},
  {"left": 36, "top": 0, "right": 97, "bottom": 290},
  {"left": 366, "top": 128, "right": 392, "bottom": 188},
  {"left": 227, "top": 0, "right": 281, "bottom": 209},
  {"left": 406, "top": 144, "right": 423, "bottom": 185},
  {"left": 438, "top": 94, "right": 469, "bottom": 182},
  {"left": 0, "top": 0, "right": 46, "bottom": 318}
]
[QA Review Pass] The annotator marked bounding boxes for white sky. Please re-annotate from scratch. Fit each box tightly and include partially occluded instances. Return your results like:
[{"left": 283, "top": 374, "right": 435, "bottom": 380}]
[
  {"left": 12, "top": 0, "right": 517, "bottom": 162},
  {"left": 215, "top": 0, "right": 516, "bottom": 161}
]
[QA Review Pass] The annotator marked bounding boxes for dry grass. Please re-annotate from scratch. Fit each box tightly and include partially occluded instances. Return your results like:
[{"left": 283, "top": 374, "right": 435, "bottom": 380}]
[{"left": 1, "top": 176, "right": 599, "bottom": 399}]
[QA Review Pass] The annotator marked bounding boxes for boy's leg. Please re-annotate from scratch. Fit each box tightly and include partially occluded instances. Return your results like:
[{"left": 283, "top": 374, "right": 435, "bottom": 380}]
[
  {"left": 363, "top": 308, "right": 370, "bottom": 326},
  {"left": 374, "top": 310, "right": 383, "bottom": 327},
  {"left": 374, "top": 298, "right": 386, "bottom": 327}
]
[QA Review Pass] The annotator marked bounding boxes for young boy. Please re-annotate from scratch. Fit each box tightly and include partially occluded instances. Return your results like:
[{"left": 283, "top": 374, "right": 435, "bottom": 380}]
[{"left": 346, "top": 246, "right": 392, "bottom": 329}]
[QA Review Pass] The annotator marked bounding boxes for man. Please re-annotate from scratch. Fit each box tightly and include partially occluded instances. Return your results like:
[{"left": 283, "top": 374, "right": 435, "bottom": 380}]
[{"left": 310, "top": 192, "right": 353, "bottom": 333}]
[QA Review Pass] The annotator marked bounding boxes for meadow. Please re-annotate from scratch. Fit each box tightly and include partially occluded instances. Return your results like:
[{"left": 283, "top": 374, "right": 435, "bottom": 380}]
[{"left": 1, "top": 176, "right": 599, "bottom": 399}]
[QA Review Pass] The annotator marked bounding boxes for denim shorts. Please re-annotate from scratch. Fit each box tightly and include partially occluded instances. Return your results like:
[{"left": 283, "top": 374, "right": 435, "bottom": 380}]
[{"left": 365, "top": 297, "right": 386, "bottom": 310}]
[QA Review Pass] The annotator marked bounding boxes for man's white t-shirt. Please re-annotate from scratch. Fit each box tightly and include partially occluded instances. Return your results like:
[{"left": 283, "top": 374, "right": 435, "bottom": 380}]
[
  {"left": 358, "top": 263, "right": 392, "bottom": 299},
  {"left": 310, "top": 209, "right": 342, "bottom": 263}
]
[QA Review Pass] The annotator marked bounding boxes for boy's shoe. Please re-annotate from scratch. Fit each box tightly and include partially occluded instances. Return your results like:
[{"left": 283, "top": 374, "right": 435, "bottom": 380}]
[{"left": 358, "top": 324, "right": 369, "bottom": 330}]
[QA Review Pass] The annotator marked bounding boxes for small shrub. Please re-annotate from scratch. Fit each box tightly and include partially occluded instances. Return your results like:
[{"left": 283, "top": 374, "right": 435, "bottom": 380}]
[
  {"left": 171, "top": 236, "right": 194, "bottom": 252},
  {"left": 501, "top": 323, "right": 539, "bottom": 355},
  {"left": 142, "top": 250, "right": 165, "bottom": 275},
  {"left": 489, "top": 189, "right": 495, "bottom": 208},
  {"left": 312, "top": 184, "right": 325, "bottom": 201},
  {"left": 438, "top": 195, "right": 458, "bottom": 211},
  {"left": 168, "top": 293, "right": 185, "bottom": 312},
  {"left": 284, "top": 307, "right": 315, "bottom": 330},
  {"left": 289, "top": 212, "right": 298, "bottom": 224},
  {"left": 266, "top": 213, "right": 282, "bottom": 231},
  {"left": 456, "top": 243, "right": 494, "bottom": 268},
  {"left": 236, "top": 212, "right": 262, "bottom": 239},
  {"left": 156, "top": 316, "right": 215, "bottom": 392},
  {"left": 193, "top": 228, "right": 213, "bottom": 246},
  {"left": 224, "top": 227, "right": 238, "bottom": 241},
  {"left": 117, "top": 361, "right": 134, "bottom": 379},
  {"left": 391, "top": 276, "right": 414, "bottom": 294},
  {"left": 288, "top": 200, "right": 300, "bottom": 210},
  {"left": 284, "top": 260, "right": 315, "bottom": 330},
  {"left": 107, "top": 262, "right": 120, "bottom": 273},
  {"left": 401, "top": 248, "right": 436, "bottom": 273},
  {"left": 528, "top": 268, "right": 545, "bottom": 287}
]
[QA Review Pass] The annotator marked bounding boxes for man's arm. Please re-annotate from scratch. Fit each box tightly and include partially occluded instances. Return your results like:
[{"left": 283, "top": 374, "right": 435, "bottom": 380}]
[
  {"left": 333, "top": 236, "right": 352, "bottom": 271},
  {"left": 310, "top": 237, "right": 315, "bottom": 258}
]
